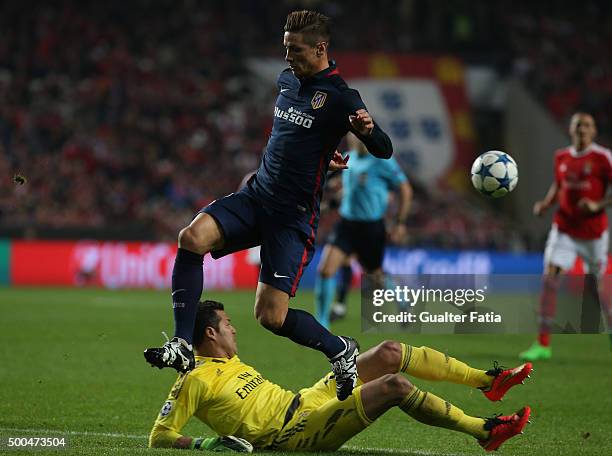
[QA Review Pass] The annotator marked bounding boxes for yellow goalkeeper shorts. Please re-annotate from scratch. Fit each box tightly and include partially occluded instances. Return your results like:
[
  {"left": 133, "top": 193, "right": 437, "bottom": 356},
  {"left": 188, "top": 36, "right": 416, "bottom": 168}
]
[{"left": 267, "top": 372, "right": 372, "bottom": 451}]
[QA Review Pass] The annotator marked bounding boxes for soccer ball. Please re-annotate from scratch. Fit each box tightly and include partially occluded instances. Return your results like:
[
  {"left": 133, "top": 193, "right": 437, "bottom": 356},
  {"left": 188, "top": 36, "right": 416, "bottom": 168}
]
[{"left": 470, "top": 151, "right": 518, "bottom": 198}]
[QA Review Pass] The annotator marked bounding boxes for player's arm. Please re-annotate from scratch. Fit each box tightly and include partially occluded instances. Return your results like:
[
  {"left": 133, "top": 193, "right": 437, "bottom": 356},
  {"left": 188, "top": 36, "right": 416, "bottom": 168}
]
[
  {"left": 580, "top": 155, "right": 612, "bottom": 213},
  {"left": 578, "top": 195, "right": 612, "bottom": 214},
  {"left": 533, "top": 181, "right": 558, "bottom": 216},
  {"left": 341, "top": 87, "right": 393, "bottom": 159},
  {"left": 149, "top": 377, "right": 252, "bottom": 452},
  {"left": 535, "top": 153, "right": 562, "bottom": 216},
  {"left": 150, "top": 429, "right": 211, "bottom": 450},
  {"left": 149, "top": 375, "right": 207, "bottom": 449},
  {"left": 158, "top": 435, "right": 252, "bottom": 452},
  {"left": 395, "top": 181, "right": 413, "bottom": 225},
  {"left": 384, "top": 159, "right": 412, "bottom": 243},
  {"left": 349, "top": 110, "right": 393, "bottom": 159},
  {"left": 389, "top": 181, "right": 412, "bottom": 244},
  {"left": 599, "top": 195, "right": 612, "bottom": 208}
]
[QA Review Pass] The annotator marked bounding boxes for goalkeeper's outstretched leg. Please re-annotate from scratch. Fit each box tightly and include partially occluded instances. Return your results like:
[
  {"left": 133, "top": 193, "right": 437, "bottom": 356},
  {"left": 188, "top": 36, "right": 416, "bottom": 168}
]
[
  {"left": 356, "top": 340, "right": 532, "bottom": 402},
  {"left": 355, "top": 364, "right": 531, "bottom": 452}
]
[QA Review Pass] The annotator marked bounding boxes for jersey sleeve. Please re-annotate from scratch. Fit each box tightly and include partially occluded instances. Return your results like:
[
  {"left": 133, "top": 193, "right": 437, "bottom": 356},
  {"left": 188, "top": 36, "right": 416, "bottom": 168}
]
[
  {"left": 276, "top": 69, "right": 292, "bottom": 92},
  {"left": 148, "top": 374, "right": 209, "bottom": 448},
  {"left": 339, "top": 86, "right": 367, "bottom": 115},
  {"left": 380, "top": 157, "right": 408, "bottom": 188},
  {"left": 339, "top": 87, "right": 393, "bottom": 159}
]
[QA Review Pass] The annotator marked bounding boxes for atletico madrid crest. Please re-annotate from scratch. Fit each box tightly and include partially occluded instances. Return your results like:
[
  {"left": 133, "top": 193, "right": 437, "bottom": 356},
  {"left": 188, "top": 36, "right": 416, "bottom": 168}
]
[{"left": 311, "top": 91, "right": 327, "bottom": 109}]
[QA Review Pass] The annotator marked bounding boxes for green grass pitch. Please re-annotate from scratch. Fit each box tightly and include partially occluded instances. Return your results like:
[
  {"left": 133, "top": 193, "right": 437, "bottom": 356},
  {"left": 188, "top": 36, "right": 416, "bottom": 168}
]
[{"left": 1, "top": 287, "right": 611, "bottom": 455}]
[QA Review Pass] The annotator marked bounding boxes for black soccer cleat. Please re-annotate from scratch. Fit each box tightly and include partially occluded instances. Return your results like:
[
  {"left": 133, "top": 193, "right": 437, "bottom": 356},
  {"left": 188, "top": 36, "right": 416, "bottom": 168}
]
[
  {"left": 144, "top": 335, "right": 195, "bottom": 373},
  {"left": 330, "top": 336, "right": 359, "bottom": 401}
]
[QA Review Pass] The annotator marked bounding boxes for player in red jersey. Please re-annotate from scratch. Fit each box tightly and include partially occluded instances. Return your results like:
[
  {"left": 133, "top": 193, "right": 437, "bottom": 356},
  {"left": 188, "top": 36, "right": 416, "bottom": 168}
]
[{"left": 520, "top": 112, "right": 612, "bottom": 361}]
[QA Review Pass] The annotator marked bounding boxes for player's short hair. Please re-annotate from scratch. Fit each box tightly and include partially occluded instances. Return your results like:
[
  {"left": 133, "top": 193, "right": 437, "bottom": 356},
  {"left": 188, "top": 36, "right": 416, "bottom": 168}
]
[
  {"left": 571, "top": 111, "right": 595, "bottom": 122},
  {"left": 193, "top": 300, "right": 225, "bottom": 347},
  {"left": 284, "top": 10, "right": 331, "bottom": 47}
]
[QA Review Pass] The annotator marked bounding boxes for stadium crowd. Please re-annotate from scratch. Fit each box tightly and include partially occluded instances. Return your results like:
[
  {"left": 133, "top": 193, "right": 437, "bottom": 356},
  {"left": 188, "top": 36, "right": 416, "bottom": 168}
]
[
  {"left": 505, "top": 3, "right": 612, "bottom": 145},
  {"left": 0, "top": 1, "right": 606, "bottom": 249},
  {"left": 0, "top": 1, "right": 271, "bottom": 240}
]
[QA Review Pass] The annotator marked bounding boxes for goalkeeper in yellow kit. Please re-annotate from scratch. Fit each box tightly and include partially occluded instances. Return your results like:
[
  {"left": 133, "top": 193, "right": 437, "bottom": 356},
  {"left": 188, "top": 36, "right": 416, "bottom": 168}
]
[{"left": 149, "top": 301, "right": 533, "bottom": 452}]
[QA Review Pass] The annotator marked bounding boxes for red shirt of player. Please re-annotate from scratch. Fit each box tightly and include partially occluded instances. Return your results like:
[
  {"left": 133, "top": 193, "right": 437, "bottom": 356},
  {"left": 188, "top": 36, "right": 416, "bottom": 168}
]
[{"left": 553, "top": 143, "right": 612, "bottom": 239}]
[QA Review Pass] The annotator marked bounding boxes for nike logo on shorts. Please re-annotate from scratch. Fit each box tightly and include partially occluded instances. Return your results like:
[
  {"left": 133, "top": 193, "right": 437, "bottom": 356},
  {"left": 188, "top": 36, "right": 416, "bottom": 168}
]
[
  {"left": 172, "top": 289, "right": 186, "bottom": 296},
  {"left": 274, "top": 272, "right": 290, "bottom": 279}
]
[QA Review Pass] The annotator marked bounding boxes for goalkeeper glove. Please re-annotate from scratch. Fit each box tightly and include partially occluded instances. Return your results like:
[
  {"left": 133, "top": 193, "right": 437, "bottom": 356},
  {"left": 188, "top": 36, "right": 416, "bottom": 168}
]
[{"left": 190, "top": 436, "right": 253, "bottom": 453}]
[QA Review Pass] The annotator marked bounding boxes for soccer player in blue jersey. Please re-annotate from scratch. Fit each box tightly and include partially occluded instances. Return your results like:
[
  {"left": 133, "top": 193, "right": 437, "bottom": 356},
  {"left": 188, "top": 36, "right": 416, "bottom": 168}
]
[
  {"left": 145, "top": 10, "right": 393, "bottom": 401},
  {"left": 315, "top": 133, "right": 412, "bottom": 328}
]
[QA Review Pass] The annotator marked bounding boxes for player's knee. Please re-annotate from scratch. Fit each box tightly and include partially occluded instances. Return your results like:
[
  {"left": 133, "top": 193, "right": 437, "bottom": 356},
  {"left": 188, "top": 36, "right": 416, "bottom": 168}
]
[
  {"left": 374, "top": 340, "right": 403, "bottom": 372},
  {"left": 544, "top": 264, "right": 562, "bottom": 277},
  {"left": 380, "top": 373, "right": 413, "bottom": 403},
  {"left": 178, "top": 225, "right": 212, "bottom": 254},
  {"left": 318, "top": 265, "right": 335, "bottom": 279},
  {"left": 254, "top": 305, "right": 285, "bottom": 332},
  {"left": 542, "top": 273, "right": 560, "bottom": 290}
]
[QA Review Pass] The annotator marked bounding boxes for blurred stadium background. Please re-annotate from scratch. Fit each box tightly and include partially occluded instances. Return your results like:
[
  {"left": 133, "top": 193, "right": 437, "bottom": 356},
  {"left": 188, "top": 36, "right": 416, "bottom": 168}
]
[{"left": 1, "top": 2, "right": 611, "bottom": 455}]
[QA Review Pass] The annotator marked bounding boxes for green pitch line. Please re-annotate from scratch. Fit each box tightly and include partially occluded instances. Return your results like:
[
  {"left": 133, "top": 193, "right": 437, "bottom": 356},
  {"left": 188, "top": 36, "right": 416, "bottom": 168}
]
[{"left": 0, "top": 288, "right": 611, "bottom": 456}]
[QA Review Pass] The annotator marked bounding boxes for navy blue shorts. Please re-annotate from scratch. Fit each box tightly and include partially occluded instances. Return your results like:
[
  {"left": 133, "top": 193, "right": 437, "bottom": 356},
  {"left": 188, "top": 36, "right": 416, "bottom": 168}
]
[
  {"left": 201, "top": 191, "right": 315, "bottom": 297},
  {"left": 328, "top": 218, "right": 386, "bottom": 271}
]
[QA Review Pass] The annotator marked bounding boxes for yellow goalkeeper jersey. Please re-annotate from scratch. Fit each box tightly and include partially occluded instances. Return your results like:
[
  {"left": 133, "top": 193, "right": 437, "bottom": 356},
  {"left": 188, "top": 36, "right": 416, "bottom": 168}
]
[{"left": 150, "top": 355, "right": 296, "bottom": 448}]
